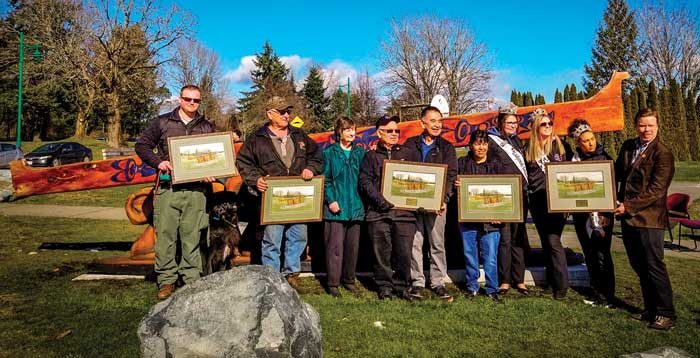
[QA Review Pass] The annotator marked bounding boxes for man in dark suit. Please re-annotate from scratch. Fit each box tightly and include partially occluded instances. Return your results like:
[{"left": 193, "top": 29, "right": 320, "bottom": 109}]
[{"left": 614, "top": 108, "right": 676, "bottom": 330}]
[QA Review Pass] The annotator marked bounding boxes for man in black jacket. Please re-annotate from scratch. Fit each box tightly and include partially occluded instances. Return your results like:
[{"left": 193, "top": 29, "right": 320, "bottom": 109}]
[
  {"left": 404, "top": 106, "right": 457, "bottom": 300},
  {"left": 135, "top": 85, "right": 216, "bottom": 300},
  {"left": 359, "top": 115, "right": 416, "bottom": 300},
  {"left": 236, "top": 96, "right": 323, "bottom": 288}
]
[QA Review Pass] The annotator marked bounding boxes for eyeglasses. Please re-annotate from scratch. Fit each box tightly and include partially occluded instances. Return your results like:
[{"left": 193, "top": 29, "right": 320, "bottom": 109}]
[
  {"left": 539, "top": 121, "right": 553, "bottom": 128},
  {"left": 272, "top": 109, "right": 291, "bottom": 115},
  {"left": 504, "top": 121, "right": 518, "bottom": 125},
  {"left": 381, "top": 129, "right": 400, "bottom": 134},
  {"left": 181, "top": 96, "right": 202, "bottom": 104}
]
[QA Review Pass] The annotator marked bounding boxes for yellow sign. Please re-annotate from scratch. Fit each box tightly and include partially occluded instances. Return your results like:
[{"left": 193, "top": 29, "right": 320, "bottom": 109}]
[{"left": 290, "top": 116, "right": 304, "bottom": 128}]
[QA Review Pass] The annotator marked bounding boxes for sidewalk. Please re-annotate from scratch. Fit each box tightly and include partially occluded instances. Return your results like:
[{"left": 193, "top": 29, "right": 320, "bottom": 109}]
[
  {"left": 2, "top": 202, "right": 699, "bottom": 259},
  {"left": 0, "top": 203, "right": 127, "bottom": 220}
]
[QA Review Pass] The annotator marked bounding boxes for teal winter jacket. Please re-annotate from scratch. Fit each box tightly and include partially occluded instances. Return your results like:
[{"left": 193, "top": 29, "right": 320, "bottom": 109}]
[{"left": 322, "top": 143, "right": 365, "bottom": 221}]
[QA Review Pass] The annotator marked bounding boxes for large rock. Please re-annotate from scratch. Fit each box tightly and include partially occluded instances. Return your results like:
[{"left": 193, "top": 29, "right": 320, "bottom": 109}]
[
  {"left": 620, "top": 346, "right": 693, "bottom": 358},
  {"left": 138, "top": 265, "right": 322, "bottom": 357}
]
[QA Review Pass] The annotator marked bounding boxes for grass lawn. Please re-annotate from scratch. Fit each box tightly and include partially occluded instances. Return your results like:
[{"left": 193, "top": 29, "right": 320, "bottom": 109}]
[
  {"left": 1, "top": 215, "right": 699, "bottom": 357},
  {"left": 11, "top": 184, "right": 151, "bottom": 207},
  {"left": 673, "top": 161, "right": 700, "bottom": 182}
]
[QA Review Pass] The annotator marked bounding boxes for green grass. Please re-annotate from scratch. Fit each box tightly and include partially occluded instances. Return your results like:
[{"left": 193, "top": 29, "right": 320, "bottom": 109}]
[
  {"left": 673, "top": 161, "right": 700, "bottom": 182},
  {"left": 1, "top": 215, "right": 699, "bottom": 357},
  {"left": 12, "top": 184, "right": 151, "bottom": 207},
  {"left": 557, "top": 182, "right": 605, "bottom": 199}
]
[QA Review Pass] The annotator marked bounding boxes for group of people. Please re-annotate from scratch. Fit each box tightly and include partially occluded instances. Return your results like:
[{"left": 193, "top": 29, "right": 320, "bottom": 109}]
[{"left": 136, "top": 85, "right": 677, "bottom": 332}]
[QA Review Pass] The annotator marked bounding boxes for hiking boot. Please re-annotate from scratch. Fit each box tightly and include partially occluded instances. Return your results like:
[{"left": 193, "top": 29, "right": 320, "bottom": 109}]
[
  {"left": 378, "top": 288, "right": 394, "bottom": 300},
  {"left": 396, "top": 288, "right": 414, "bottom": 302},
  {"left": 648, "top": 315, "right": 676, "bottom": 330},
  {"left": 157, "top": 284, "right": 175, "bottom": 300},
  {"left": 409, "top": 286, "right": 424, "bottom": 300},
  {"left": 327, "top": 286, "right": 341, "bottom": 298},
  {"left": 432, "top": 285, "right": 453, "bottom": 301},
  {"left": 343, "top": 283, "right": 361, "bottom": 295},
  {"left": 630, "top": 311, "right": 654, "bottom": 322},
  {"left": 553, "top": 290, "right": 567, "bottom": 301},
  {"left": 286, "top": 273, "right": 301, "bottom": 290},
  {"left": 487, "top": 293, "right": 503, "bottom": 303}
]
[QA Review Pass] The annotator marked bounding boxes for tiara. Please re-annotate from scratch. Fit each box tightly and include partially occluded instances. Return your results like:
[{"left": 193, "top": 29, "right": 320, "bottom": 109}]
[
  {"left": 498, "top": 103, "right": 518, "bottom": 115},
  {"left": 570, "top": 123, "right": 592, "bottom": 140},
  {"left": 532, "top": 108, "right": 547, "bottom": 117}
]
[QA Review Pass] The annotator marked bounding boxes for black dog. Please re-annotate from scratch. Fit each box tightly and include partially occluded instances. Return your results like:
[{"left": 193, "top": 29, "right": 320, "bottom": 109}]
[{"left": 206, "top": 191, "right": 242, "bottom": 273}]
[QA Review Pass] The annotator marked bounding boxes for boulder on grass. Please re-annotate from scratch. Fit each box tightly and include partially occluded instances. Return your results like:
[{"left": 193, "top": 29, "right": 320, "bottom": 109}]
[
  {"left": 138, "top": 265, "right": 322, "bottom": 358},
  {"left": 620, "top": 346, "right": 692, "bottom": 358}
]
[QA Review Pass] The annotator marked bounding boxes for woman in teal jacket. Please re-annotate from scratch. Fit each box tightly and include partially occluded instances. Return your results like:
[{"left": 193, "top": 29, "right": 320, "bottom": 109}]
[{"left": 322, "top": 117, "right": 365, "bottom": 297}]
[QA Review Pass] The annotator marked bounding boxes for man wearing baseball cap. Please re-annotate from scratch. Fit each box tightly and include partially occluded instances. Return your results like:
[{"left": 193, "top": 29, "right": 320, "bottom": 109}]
[{"left": 237, "top": 96, "right": 323, "bottom": 289}]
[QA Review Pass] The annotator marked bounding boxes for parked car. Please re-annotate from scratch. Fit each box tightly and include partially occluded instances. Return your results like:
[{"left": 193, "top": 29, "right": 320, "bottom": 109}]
[
  {"left": 0, "top": 143, "right": 23, "bottom": 168},
  {"left": 24, "top": 142, "right": 92, "bottom": 167}
]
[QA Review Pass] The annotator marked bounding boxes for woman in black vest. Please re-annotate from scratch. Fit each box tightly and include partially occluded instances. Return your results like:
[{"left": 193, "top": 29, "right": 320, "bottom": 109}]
[{"left": 525, "top": 108, "right": 571, "bottom": 300}]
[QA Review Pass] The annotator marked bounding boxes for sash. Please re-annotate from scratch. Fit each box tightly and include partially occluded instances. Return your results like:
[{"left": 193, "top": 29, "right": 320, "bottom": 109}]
[{"left": 489, "top": 134, "right": 528, "bottom": 183}]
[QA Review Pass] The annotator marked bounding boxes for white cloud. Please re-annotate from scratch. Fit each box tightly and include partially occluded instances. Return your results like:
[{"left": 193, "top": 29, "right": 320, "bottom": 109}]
[
  {"left": 319, "top": 60, "right": 359, "bottom": 91},
  {"left": 223, "top": 54, "right": 312, "bottom": 84}
]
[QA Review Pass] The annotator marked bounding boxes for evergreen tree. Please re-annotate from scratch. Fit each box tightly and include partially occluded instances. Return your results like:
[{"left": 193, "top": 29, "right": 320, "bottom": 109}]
[
  {"left": 237, "top": 42, "right": 290, "bottom": 114},
  {"left": 329, "top": 88, "right": 348, "bottom": 119},
  {"left": 685, "top": 92, "right": 700, "bottom": 160},
  {"left": 564, "top": 85, "right": 571, "bottom": 102},
  {"left": 535, "top": 94, "right": 545, "bottom": 105},
  {"left": 554, "top": 89, "right": 563, "bottom": 103},
  {"left": 510, "top": 90, "right": 519, "bottom": 106},
  {"left": 583, "top": 0, "right": 639, "bottom": 94},
  {"left": 570, "top": 83, "right": 578, "bottom": 100},
  {"left": 516, "top": 91, "right": 523, "bottom": 107},
  {"left": 301, "top": 66, "right": 331, "bottom": 130},
  {"left": 577, "top": 92, "right": 586, "bottom": 101},
  {"left": 668, "top": 79, "right": 688, "bottom": 160},
  {"left": 647, "top": 81, "right": 659, "bottom": 110}
]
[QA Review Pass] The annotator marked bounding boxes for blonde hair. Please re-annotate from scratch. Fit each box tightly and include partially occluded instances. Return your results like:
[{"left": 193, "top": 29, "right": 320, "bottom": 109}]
[{"left": 526, "top": 109, "right": 565, "bottom": 162}]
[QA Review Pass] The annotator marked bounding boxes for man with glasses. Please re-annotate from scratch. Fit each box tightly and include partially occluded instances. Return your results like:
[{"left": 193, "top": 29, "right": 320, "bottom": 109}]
[
  {"left": 403, "top": 106, "right": 457, "bottom": 301},
  {"left": 136, "top": 84, "right": 216, "bottom": 300},
  {"left": 236, "top": 96, "right": 322, "bottom": 289},
  {"left": 359, "top": 115, "right": 417, "bottom": 300}
]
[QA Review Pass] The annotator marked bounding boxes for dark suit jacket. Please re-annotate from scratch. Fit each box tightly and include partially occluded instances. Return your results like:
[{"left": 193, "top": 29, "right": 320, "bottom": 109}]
[{"left": 615, "top": 137, "right": 675, "bottom": 229}]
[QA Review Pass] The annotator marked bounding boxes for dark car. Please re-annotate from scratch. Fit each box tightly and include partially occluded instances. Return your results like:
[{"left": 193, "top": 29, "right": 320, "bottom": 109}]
[
  {"left": 24, "top": 142, "right": 93, "bottom": 167},
  {"left": 0, "top": 143, "right": 23, "bottom": 168}
]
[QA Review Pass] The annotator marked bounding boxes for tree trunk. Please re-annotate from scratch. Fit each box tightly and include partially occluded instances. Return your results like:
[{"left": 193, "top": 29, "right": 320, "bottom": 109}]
[
  {"left": 106, "top": 91, "right": 121, "bottom": 148},
  {"left": 75, "top": 110, "right": 88, "bottom": 138}
]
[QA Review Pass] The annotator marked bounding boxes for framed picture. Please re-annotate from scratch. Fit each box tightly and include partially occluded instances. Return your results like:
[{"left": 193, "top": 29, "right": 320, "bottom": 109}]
[
  {"left": 545, "top": 160, "right": 617, "bottom": 212},
  {"left": 380, "top": 160, "right": 447, "bottom": 212},
  {"left": 168, "top": 132, "right": 237, "bottom": 184},
  {"left": 457, "top": 175, "right": 524, "bottom": 222},
  {"left": 260, "top": 176, "right": 325, "bottom": 225}
]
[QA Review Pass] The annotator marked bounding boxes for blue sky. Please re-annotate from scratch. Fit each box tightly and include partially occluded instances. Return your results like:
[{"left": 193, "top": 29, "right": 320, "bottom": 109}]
[{"left": 184, "top": 0, "right": 636, "bottom": 106}]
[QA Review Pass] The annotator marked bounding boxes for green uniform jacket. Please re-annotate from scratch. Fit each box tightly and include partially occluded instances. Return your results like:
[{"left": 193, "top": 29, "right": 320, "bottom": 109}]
[{"left": 322, "top": 142, "right": 365, "bottom": 221}]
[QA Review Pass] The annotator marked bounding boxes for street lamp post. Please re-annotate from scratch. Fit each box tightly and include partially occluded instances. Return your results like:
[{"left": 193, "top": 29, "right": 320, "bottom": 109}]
[
  {"left": 16, "top": 31, "right": 42, "bottom": 149},
  {"left": 337, "top": 77, "right": 351, "bottom": 118}
]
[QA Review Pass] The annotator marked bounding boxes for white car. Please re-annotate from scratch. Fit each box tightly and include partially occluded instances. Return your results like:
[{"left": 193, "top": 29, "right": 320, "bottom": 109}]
[{"left": 0, "top": 143, "right": 23, "bottom": 169}]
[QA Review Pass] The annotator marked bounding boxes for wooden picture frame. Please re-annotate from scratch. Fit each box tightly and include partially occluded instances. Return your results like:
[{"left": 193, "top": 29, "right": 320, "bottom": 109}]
[
  {"left": 380, "top": 160, "right": 447, "bottom": 212},
  {"left": 545, "top": 160, "right": 617, "bottom": 212},
  {"left": 457, "top": 174, "right": 524, "bottom": 222},
  {"left": 167, "top": 132, "right": 237, "bottom": 184},
  {"left": 260, "top": 176, "right": 325, "bottom": 225}
]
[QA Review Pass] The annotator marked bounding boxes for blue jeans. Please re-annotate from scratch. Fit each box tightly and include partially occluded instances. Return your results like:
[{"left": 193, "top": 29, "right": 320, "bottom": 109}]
[
  {"left": 460, "top": 225, "right": 500, "bottom": 294},
  {"left": 262, "top": 224, "right": 308, "bottom": 275}
]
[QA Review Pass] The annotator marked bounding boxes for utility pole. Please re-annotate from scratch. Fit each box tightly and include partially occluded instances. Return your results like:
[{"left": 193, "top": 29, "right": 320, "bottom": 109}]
[{"left": 16, "top": 32, "right": 42, "bottom": 149}]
